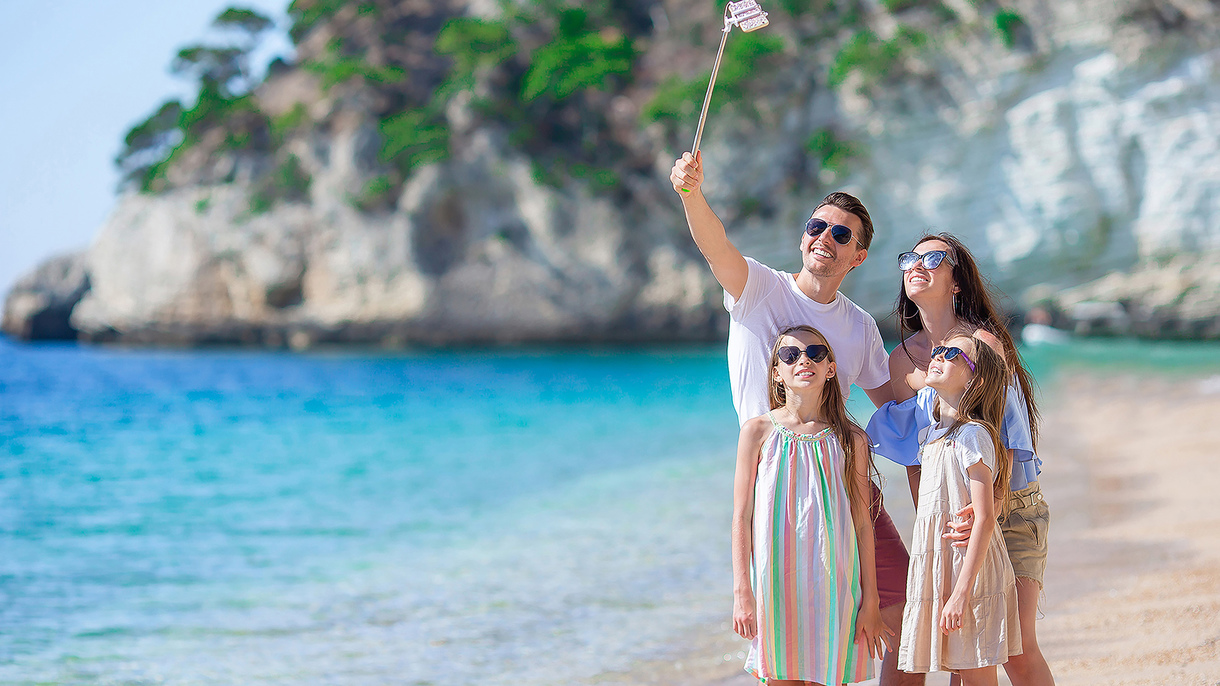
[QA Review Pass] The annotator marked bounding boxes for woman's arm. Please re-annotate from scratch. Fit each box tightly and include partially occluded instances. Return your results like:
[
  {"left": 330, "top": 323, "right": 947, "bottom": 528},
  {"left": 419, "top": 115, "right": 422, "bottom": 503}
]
[
  {"left": 731, "top": 417, "right": 769, "bottom": 640},
  {"left": 849, "top": 430, "right": 894, "bottom": 658},
  {"left": 940, "top": 460, "right": 997, "bottom": 635},
  {"left": 888, "top": 346, "right": 918, "bottom": 404}
]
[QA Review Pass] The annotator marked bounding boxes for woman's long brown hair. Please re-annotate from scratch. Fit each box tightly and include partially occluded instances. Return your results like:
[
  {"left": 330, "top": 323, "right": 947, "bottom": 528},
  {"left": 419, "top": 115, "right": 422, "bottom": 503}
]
[
  {"left": 935, "top": 332, "right": 1013, "bottom": 519},
  {"left": 767, "top": 325, "right": 878, "bottom": 513},
  {"left": 895, "top": 232, "right": 1040, "bottom": 451}
]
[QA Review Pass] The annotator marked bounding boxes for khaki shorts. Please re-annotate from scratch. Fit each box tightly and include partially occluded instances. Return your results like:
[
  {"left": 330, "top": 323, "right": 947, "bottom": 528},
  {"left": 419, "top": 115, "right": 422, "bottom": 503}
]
[{"left": 999, "top": 481, "right": 1050, "bottom": 586}]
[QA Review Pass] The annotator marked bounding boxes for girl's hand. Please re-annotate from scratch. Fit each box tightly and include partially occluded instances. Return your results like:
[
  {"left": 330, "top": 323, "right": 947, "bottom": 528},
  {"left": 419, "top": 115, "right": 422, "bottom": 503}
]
[
  {"left": 854, "top": 601, "right": 895, "bottom": 659},
  {"left": 940, "top": 591, "right": 968, "bottom": 635},
  {"left": 733, "top": 591, "right": 757, "bottom": 640},
  {"left": 942, "top": 502, "right": 974, "bottom": 549}
]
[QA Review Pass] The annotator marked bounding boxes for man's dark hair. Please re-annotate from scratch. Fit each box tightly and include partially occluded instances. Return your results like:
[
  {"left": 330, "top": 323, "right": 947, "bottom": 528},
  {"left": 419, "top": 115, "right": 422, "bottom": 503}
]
[{"left": 813, "top": 191, "right": 874, "bottom": 250}]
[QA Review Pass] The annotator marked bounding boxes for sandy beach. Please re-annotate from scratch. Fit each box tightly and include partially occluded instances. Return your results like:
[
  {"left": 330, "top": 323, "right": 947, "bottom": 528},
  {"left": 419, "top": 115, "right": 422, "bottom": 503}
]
[{"left": 600, "top": 369, "right": 1220, "bottom": 685}]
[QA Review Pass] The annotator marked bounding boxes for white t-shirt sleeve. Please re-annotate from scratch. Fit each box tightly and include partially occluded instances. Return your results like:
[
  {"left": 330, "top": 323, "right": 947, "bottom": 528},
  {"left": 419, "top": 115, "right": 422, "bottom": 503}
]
[
  {"left": 723, "top": 257, "right": 776, "bottom": 318},
  {"left": 854, "top": 318, "right": 891, "bottom": 390},
  {"left": 956, "top": 423, "right": 997, "bottom": 474}
]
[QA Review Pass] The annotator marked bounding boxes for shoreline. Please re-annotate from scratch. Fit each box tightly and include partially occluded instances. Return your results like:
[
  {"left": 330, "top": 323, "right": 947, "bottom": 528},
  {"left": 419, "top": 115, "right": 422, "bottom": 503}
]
[
  {"left": 602, "top": 370, "right": 1220, "bottom": 685},
  {"left": 1033, "top": 371, "right": 1220, "bottom": 683}
]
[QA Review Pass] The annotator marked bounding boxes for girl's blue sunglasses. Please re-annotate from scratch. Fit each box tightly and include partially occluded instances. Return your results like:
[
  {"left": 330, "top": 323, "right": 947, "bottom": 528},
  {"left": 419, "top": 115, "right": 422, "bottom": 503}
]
[
  {"left": 778, "top": 344, "right": 830, "bottom": 365},
  {"left": 931, "top": 345, "right": 975, "bottom": 372}
]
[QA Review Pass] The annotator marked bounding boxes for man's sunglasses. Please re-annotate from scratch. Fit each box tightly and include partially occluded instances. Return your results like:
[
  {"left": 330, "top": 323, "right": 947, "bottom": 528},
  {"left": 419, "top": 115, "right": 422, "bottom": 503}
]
[
  {"left": 931, "top": 345, "right": 975, "bottom": 372},
  {"left": 805, "top": 217, "right": 856, "bottom": 246},
  {"left": 777, "top": 344, "right": 830, "bottom": 365},
  {"left": 898, "top": 250, "right": 955, "bottom": 271}
]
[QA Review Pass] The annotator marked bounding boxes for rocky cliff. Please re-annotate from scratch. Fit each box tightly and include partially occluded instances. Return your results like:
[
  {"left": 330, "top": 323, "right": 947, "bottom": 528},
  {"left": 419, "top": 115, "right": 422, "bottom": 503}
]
[{"left": 7, "top": 0, "right": 1220, "bottom": 345}]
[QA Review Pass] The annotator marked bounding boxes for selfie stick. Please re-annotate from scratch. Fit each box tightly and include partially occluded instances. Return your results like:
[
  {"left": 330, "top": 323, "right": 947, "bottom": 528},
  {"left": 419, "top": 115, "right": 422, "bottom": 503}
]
[{"left": 690, "top": 0, "right": 769, "bottom": 154}]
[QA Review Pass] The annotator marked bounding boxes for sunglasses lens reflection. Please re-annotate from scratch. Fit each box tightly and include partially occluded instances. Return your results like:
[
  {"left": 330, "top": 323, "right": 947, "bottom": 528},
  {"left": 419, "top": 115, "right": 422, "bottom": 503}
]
[
  {"left": 932, "top": 346, "right": 960, "bottom": 360},
  {"left": 899, "top": 250, "right": 948, "bottom": 271},
  {"left": 779, "top": 345, "right": 829, "bottom": 364},
  {"left": 806, "top": 219, "right": 853, "bottom": 245}
]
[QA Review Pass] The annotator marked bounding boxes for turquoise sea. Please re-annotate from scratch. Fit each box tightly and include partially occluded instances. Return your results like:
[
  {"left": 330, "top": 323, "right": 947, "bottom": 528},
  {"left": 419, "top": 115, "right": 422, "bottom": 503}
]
[{"left": 2, "top": 335, "right": 1219, "bottom": 685}]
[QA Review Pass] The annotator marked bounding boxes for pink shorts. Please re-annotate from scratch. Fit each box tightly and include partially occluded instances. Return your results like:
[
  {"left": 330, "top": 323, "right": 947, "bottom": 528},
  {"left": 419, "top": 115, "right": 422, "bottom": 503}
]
[{"left": 870, "top": 482, "right": 910, "bottom": 609}]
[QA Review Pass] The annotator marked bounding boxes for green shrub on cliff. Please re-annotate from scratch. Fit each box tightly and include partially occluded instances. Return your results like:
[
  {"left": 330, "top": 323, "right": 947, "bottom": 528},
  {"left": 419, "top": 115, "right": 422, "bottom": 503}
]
[
  {"left": 994, "top": 9, "right": 1028, "bottom": 49},
  {"left": 248, "top": 153, "right": 312, "bottom": 214},
  {"left": 519, "top": 8, "right": 636, "bottom": 102},
  {"left": 270, "top": 103, "right": 310, "bottom": 146},
  {"left": 350, "top": 174, "right": 396, "bottom": 212},
  {"left": 302, "top": 37, "right": 405, "bottom": 91},
  {"left": 642, "top": 32, "right": 785, "bottom": 126},
  {"left": 116, "top": 6, "right": 276, "bottom": 193},
  {"left": 828, "top": 25, "right": 926, "bottom": 88},
  {"left": 440, "top": 3, "right": 656, "bottom": 179},
  {"left": 378, "top": 110, "right": 449, "bottom": 176},
  {"left": 287, "top": 0, "right": 349, "bottom": 44},
  {"left": 434, "top": 16, "right": 517, "bottom": 95},
  {"left": 116, "top": 101, "right": 184, "bottom": 190},
  {"left": 805, "top": 128, "right": 861, "bottom": 176}
]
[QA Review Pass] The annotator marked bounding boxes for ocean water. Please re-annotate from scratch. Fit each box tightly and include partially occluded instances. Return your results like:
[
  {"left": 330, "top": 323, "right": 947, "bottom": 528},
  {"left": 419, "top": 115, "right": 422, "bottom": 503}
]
[{"left": 2, "top": 336, "right": 1218, "bottom": 685}]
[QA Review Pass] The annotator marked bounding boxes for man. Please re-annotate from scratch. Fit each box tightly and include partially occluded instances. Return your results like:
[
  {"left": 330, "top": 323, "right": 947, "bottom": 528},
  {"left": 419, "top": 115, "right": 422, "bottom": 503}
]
[{"left": 671, "top": 150, "right": 923, "bottom": 686}]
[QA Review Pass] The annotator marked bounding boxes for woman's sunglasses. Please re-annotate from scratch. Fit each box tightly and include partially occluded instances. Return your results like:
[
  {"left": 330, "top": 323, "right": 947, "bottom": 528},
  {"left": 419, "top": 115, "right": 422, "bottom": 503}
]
[
  {"left": 777, "top": 344, "right": 830, "bottom": 365},
  {"left": 898, "top": 250, "right": 955, "bottom": 271},
  {"left": 805, "top": 217, "right": 855, "bottom": 245},
  {"left": 931, "top": 345, "right": 975, "bottom": 372}
]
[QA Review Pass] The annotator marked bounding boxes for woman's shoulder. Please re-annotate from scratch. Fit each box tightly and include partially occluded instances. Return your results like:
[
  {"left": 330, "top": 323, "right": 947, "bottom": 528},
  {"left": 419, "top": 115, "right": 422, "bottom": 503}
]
[
  {"left": 890, "top": 332, "right": 932, "bottom": 364},
  {"left": 887, "top": 334, "right": 922, "bottom": 370},
  {"left": 971, "top": 326, "right": 1007, "bottom": 361}
]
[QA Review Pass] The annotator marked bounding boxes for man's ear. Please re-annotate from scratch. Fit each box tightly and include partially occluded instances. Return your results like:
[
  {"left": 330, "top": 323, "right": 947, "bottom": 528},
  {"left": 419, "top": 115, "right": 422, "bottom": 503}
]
[{"left": 850, "top": 247, "right": 868, "bottom": 269}]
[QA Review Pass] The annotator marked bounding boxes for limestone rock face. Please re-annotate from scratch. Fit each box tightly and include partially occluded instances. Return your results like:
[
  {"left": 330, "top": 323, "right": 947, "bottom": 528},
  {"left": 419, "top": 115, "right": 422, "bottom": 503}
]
[
  {"left": 1038, "top": 252, "right": 1220, "bottom": 338},
  {"left": 1, "top": 252, "right": 90, "bottom": 341},
  {"left": 63, "top": 128, "right": 721, "bottom": 346},
  {"left": 716, "top": 0, "right": 1220, "bottom": 326},
  {"left": 9, "top": 0, "right": 1220, "bottom": 344}
]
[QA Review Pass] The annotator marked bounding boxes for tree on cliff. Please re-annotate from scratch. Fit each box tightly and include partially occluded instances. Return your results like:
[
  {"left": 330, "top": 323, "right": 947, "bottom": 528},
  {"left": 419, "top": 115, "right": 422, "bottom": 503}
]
[{"left": 115, "top": 6, "right": 275, "bottom": 192}]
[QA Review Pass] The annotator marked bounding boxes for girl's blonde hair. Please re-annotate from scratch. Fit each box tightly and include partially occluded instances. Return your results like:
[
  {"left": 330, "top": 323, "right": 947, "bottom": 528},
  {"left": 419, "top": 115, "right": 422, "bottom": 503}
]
[
  {"left": 768, "top": 325, "right": 878, "bottom": 513},
  {"left": 935, "top": 329, "right": 1013, "bottom": 518}
]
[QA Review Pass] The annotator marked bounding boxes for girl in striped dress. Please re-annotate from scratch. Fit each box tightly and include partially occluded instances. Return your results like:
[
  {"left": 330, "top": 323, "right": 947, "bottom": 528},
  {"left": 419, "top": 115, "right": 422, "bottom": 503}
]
[{"left": 732, "top": 325, "right": 891, "bottom": 685}]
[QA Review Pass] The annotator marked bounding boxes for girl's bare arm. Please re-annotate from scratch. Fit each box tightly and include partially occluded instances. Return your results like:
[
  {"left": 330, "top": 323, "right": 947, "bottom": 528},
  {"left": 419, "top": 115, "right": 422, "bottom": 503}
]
[
  {"left": 731, "top": 416, "right": 769, "bottom": 640},
  {"left": 940, "top": 460, "right": 997, "bottom": 634}
]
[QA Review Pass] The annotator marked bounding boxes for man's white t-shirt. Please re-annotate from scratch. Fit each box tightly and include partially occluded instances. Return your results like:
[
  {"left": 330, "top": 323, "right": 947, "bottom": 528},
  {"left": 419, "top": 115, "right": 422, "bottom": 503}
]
[{"left": 725, "top": 257, "right": 890, "bottom": 426}]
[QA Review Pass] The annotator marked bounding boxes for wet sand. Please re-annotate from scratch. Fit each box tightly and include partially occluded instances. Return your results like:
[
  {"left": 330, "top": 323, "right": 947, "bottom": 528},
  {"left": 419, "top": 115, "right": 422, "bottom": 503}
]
[{"left": 599, "top": 370, "right": 1220, "bottom": 685}]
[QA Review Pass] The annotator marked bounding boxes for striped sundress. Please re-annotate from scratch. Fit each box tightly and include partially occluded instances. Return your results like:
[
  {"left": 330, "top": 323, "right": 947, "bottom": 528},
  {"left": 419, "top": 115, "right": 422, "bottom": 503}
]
[{"left": 745, "top": 413, "right": 873, "bottom": 684}]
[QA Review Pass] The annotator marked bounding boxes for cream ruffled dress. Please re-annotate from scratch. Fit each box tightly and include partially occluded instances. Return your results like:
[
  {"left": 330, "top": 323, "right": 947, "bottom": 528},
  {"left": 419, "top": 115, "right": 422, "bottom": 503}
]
[{"left": 898, "top": 421, "right": 1022, "bottom": 672}]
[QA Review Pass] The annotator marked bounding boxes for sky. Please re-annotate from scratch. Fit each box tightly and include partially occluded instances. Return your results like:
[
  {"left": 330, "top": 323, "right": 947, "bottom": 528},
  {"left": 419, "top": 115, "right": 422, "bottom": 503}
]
[{"left": 0, "top": 0, "right": 293, "bottom": 296}]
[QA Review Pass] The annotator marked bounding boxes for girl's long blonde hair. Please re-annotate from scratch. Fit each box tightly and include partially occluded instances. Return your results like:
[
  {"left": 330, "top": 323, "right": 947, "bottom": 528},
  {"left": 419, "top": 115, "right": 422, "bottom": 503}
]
[
  {"left": 935, "top": 330, "right": 1013, "bottom": 518},
  {"left": 768, "top": 325, "right": 878, "bottom": 514}
]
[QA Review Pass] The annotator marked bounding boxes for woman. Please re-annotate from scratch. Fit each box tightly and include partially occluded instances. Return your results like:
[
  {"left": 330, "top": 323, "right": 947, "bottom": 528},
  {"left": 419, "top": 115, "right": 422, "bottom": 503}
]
[{"left": 877, "top": 234, "right": 1055, "bottom": 686}]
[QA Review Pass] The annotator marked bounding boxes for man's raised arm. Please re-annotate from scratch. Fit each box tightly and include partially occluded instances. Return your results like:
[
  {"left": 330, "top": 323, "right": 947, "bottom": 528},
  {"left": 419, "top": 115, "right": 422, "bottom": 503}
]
[{"left": 670, "top": 151, "right": 748, "bottom": 300}]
